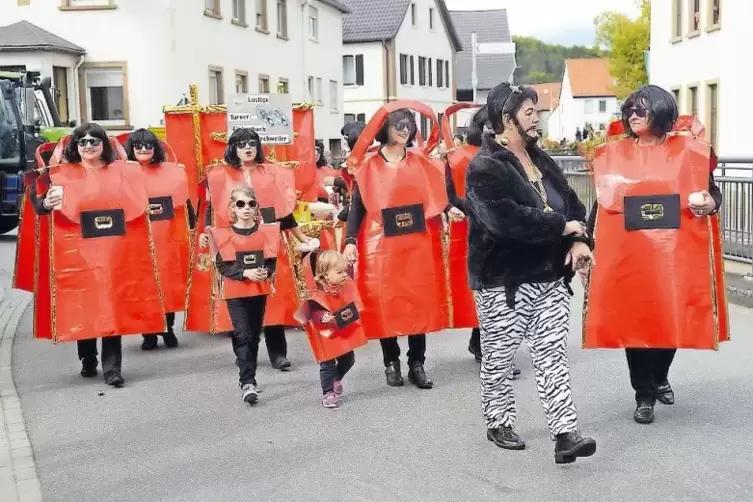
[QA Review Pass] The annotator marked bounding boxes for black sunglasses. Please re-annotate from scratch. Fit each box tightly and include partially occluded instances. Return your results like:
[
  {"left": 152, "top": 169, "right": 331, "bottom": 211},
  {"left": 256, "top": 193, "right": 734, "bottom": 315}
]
[
  {"left": 77, "top": 138, "right": 103, "bottom": 147},
  {"left": 392, "top": 120, "right": 413, "bottom": 132},
  {"left": 236, "top": 140, "right": 259, "bottom": 149},
  {"left": 624, "top": 106, "right": 647, "bottom": 119},
  {"left": 235, "top": 200, "right": 258, "bottom": 209},
  {"left": 133, "top": 141, "right": 155, "bottom": 151}
]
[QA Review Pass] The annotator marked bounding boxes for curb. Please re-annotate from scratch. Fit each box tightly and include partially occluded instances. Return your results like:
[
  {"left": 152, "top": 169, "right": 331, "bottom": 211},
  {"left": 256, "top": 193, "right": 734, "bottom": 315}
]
[
  {"left": 726, "top": 272, "right": 753, "bottom": 309},
  {"left": 0, "top": 291, "right": 40, "bottom": 502}
]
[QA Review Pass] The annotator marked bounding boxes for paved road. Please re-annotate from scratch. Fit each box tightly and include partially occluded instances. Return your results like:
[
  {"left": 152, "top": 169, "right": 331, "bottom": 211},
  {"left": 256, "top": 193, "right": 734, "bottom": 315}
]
[{"left": 4, "top": 236, "right": 753, "bottom": 501}]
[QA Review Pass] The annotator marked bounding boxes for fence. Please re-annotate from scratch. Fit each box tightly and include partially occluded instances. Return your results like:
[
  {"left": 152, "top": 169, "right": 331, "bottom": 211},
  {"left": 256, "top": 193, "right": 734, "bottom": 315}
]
[{"left": 551, "top": 156, "right": 753, "bottom": 268}]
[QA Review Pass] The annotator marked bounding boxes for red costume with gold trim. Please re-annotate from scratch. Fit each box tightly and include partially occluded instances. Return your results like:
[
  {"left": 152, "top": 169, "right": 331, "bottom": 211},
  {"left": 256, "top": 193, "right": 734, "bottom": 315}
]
[
  {"left": 442, "top": 103, "right": 482, "bottom": 328},
  {"left": 584, "top": 116, "right": 729, "bottom": 349},
  {"left": 347, "top": 101, "right": 449, "bottom": 339},
  {"left": 209, "top": 223, "right": 281, "bottom": 300},
  {"left": 295, "top": 252, "right": 367, "bottom": 362},
  {"left": 34, "top": 160, "right": 165, "bottom": 342}
]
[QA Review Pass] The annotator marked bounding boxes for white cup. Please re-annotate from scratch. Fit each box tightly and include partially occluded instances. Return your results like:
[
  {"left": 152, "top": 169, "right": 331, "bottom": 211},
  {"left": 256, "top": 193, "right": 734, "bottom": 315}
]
[{"left": 48, "top": 185, "right": 63, "bottom": 210}]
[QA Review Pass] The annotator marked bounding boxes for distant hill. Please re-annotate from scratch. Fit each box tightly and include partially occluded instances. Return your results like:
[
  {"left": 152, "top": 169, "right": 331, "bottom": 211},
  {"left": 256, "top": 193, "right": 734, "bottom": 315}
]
[{"left": 513, "top": 36, "right": 602, "bottom": 85}]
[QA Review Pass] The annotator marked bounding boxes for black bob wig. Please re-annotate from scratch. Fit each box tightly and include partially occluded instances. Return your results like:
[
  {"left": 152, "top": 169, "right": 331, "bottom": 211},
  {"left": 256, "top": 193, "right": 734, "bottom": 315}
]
[
  {"left": 224, "top": 128, "right": 265, "bottom": 166},
  {"left": 621, "top": 85, "right": 678, "bottom": 138},
  {"left": 374, "top": 109, "right": 417, "bottom": 146},
  {"left": 315, "top": 139, "right": 327, "bottom": 167},
  {"left": 125, "top": 128, "right": 165, "bottom": 164},
  {"left": 341, "top": 121, "right": 366, "bottom": 151},
  {"left": 487, "top": 82, "right": 538, "bottom": 134},
  {"left": 63, "top": 122, "right": 117, "bottom": 164}
]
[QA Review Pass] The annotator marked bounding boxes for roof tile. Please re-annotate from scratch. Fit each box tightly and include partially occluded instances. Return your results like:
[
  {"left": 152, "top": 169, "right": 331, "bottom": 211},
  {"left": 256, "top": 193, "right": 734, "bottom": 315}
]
[
  {"left": 566, "top": 58, "right": 615, "bottom": 97},
  {"left": 0, "top": 20, "right": 85, "bottom": 55}
]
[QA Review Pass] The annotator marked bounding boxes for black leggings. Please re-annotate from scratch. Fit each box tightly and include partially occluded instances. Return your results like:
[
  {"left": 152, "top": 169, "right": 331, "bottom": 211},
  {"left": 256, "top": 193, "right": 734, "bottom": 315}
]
[
  {"left": 380, "top": 335, "right": 426, "bottom": 366},
  {"left": 625, "top": 348, "right": 677, "bottom": 403},
  {"left": 226, "top": 296, "right": 267, "bottom": 385}
]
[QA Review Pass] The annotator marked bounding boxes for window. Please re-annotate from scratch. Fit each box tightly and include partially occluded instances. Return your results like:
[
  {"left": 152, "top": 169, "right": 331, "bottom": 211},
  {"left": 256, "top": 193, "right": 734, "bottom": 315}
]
[
  {"left": 418, "top": 57, "right": 426, "bottom": 86},
  {"left": 410, "top": 3, "right": 417, "bottom": 27},
  {"left": 316, "top": 77, "right": 323, "bottom": 105},
  {"left": 598, "top": 100, "right": 607, "bottom": 113},
  {"left": 584, "top": 99, "right": 595, "bottom": 114},
  {"left": 409, "top": 56, "right": 415, "bottom": 85},
  {"left": 232, "top": 0, "right": 246, "bottom": 24},
  {"left": 342, "top": 55, "right": 364, "bottom": 86},
  {"left": 61, "top": 0, "right": 115, "bottom": 9},
  {"left": 428, "top": 58, "right": 432, "bottom": 86},
  {"left": 258, "top": 74, "right": 270, "bottom": 93},
  {"left": 278, "top": 78, "right": 289, "bottom": 93},
  {"left": 208, "top": 67, "right": 224, "bottom": 104},
  {"left": 235, "top": 71, "right": 248, "bottom": 93},
  {"left": 277, "top": 0, "right": 288, "bottom": 37},
  {"left": 357, "top": 113, "right": 366, "bottom": 123},
  {"left": 255, "top": 0, "right": 268, "bottom": 31},
  {"left": 688, "top": 0, "right": 700, "bottom": 33},
  {"left": 688, "top": 85, "right": 698, "bottom": 116},
  {"left": 308, "top": 76, "right": 314, "bottom": 101},
  {"left": 671, "top": 0, "right": 682, "bottom": 39},
  {"left": 672, "top": 88, "right": 681, "bottom": 105},
  {"left": 436, "top": 59, "right": 443, "bottom": 88},
  {"left": 707, "top": 82, "right": 719, "bottom": 149},
  {"left": 308, "top": 5, "right": 318, "bottom": 40},
  {"left": 429, "top": 8, "right": 435, "bottom": 30},
  {"left": 53, "top": 66, "right": 70, "bottom": 122},
  {"left": 420, "top": 115, "right": 429, "bottom": 138},
  {"left": 329, "top": 80, "right": 338, "bottom": 112},
  {"left": 328, "top": 139, "right": 341, "bottom": 157},
  {"left": 81, "top": 63, "right": 129, "bottom": 126},
  {"left": 708, "top": 0, "right": 721, "bottom": 28},
  {"left": 204, "top": 0, "right": 221, "bottom": 17},
  {"left": 399, "top": 54, "right": 408, "bottom": 85},
  {"left": 444, "top": 61, "right": 450, "bottom": 88},
  {"left": 344, "top": 113, "right": 355, "bottom": 124}
]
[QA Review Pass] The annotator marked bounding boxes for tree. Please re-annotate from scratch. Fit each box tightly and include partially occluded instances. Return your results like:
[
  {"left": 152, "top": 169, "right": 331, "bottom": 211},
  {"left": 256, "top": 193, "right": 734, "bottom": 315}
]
[
  {"left": 513, "top": 36, "right": 601, "bottom": 85},
  {"left": 594, "top": 0, "right": 650, "bottom": 99}
]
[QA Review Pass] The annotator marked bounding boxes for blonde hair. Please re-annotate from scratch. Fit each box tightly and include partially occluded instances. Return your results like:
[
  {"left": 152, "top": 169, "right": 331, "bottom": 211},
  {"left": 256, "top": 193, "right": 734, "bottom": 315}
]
[
  {"left": 314, "top": 251, "right": 348, "bottom": 284},
  {"left": 227, "top": 185, "right": 259, "bottom": 224}
]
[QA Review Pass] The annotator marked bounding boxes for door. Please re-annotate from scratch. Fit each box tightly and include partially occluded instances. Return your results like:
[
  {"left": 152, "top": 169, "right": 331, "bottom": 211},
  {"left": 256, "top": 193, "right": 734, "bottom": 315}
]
[{"left": 53, "top": 66, "right": 70, "bottom": 123}]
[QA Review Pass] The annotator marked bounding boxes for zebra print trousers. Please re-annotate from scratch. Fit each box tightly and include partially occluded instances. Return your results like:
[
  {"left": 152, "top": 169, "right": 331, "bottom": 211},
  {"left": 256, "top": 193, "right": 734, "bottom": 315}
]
[{"left": 474, "top": 280, "right": 578, "bottom": 438}]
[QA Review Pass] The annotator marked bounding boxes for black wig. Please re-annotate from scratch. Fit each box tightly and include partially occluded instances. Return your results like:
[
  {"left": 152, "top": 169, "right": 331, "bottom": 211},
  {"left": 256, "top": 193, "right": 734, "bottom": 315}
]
[
  {"left": 465, "top": 106, "right": 489, "bottom": 147},
  {"left": 341, "top": 121, "right": 366, "bottom": 151},
  {"left": 224, "top": 128, "right": 265, "bottom": 167},
  {"left": 64, "top": 122, "right": 117, "bottom": 164},
  {"left": 125, "top": 128, "right": 165, "bottom": 164},
  {"left": 621, "top": 85, "right": 678, "bottom": 138},
  {"left": 315, "top": 139, "right": 327, "bottom": 167},
  {"left": 374, "top": 109, "right": 417, "bottom": 146},
  {"left": 487, "top": 83, "right": 538, "bottom": 134}
]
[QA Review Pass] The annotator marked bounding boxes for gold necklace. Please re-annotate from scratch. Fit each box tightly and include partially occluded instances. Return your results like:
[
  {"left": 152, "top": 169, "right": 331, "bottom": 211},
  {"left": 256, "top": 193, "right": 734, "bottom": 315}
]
[{"left": 521, "top": 150, "right": 553, "bottom": 212}]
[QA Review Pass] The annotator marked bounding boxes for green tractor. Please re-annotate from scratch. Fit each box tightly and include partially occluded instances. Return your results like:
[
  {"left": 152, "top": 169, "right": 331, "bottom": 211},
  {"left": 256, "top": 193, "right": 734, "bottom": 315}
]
[{"left": 0, "top": 71, "right": 70, "bottom": 234}]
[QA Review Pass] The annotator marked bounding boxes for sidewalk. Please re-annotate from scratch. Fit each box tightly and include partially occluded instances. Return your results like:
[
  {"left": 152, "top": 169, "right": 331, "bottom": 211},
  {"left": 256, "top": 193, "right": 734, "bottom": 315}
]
[{"left": 724, "top": 260, "right": 753, "bottom": 308}]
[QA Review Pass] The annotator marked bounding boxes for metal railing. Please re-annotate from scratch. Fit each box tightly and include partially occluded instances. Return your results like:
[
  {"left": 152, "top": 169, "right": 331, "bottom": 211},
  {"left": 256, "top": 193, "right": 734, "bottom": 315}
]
[{"left": 551, "top": 155, "right": 753, "bottom": 267}]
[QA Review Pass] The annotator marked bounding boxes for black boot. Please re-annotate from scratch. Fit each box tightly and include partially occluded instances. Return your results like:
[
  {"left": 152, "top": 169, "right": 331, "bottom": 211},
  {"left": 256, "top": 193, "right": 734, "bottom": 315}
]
[
  {"left": 655, "top": 382, "right": 675, "bottom": 405},
  {"left": 554, "top": 432, "right": 596, "bottom": 464},
  {"left": 633, "top": 399, "right": 655, "bottom": 424},
  {"left": 384, "top": 361, "right": 404, "bottom": 387},
  {"left": 408, "top": 361, "right": 433, "bottom": 389},
  {"left": 141, "top": 335, "right": 158, "bottom": 351},
  {"left": 161, "top": 329, "right": 179, "bottom": 349},
  {"left": 104, "top": 369, "right": 124, "bottom": 387},
  {"left": 80, "top": 357, "right": 98, "bottom": 378},
  {"left": 487, "top": 426, "right": 526, "bottom": 450},
  {"left": 270, "top": 355, "right": 292, "bottom": 372},
  {"left": 468, "top": 343, "right": 481, "bottom": 363}
]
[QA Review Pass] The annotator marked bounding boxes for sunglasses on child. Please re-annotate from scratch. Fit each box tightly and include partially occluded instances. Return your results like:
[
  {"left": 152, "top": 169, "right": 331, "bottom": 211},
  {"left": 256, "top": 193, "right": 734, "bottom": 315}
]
[
  {"left": 624, "top": 106, "right": 647, "bottom": 119},
  {"left": 236, "top": 140, "right": 259, "bottom": 149},
  {"left": 235, "top": 200, "right": 258, "bottom": 209},
  {"left": 76, "top": 138, "right": 103, "bottom": 147},
  {"left": 133, "top": 141, "right": 155, "bottom": 151}
]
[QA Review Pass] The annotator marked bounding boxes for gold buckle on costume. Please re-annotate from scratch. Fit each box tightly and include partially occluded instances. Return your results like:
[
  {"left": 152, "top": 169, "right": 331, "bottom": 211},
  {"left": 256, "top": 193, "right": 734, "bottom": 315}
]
[
  {"left": 243, "top": 254, "right": 258, "bottom": 265},
  {"left": 395, "top": 212, "right": 414, "bottom": 229},
  {"left": 640, "top": 203, "right": 664, "bottom": 221},
  {"left": 340, "top": 308, "right": 354, "bottom": 321},
  {"left": 197, "top": 253, "right": 211, "bottom": 272},
  {"left": 94, "top": 216, "right": 114, "bottom": 229},
  {"left": 148, "top": 203, "right": 164, "bottom": 216}
]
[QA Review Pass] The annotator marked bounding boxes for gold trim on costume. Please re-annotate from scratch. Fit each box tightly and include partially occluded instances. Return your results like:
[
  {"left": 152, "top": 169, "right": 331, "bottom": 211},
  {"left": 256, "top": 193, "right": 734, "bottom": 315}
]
[{"left": 442, "top": 220, "right": 453, "bottom": 328}]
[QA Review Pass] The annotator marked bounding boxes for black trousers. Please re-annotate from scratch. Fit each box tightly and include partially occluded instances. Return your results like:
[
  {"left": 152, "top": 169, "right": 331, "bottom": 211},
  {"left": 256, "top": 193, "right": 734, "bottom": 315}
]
[
  {"left": 625, "top": 348, "right": 677, "bottom": 402},
  {"left": 143, "top": 313, "right": 175, "bottom": 339},
  {"left": 469, "top": 328, "right": 481, "bottom": 352},
  {"left": 380, "top": 334, "right": 426, "bottom": 367},
  {"left": 227, "top": 296, "right": 267, "bottom": 385},
  {"left": 264, "top": 325, "right": 288, "bottom": 359},
  {"left": 77, "top": 336, "right": 122, "bottom": 374},
  {"left": 320, "top": 351, "right": 355, "bottom": 394}
]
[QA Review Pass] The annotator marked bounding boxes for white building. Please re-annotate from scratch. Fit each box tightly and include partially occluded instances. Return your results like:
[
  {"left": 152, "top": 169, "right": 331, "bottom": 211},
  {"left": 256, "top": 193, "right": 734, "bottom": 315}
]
[
  {"left": 528, "top": 82, "right": 561, "bottom": 139},
  {"left": 449, "top": 8, "right": 515, "bottom": 134},
  {"left": 547, "top": 58, "right": 619, "bottom": 141},
  {"left": 649, "top": 0, "right": 742, "bottom": 156},
  {"left": 0, "top": 0, "right": 349, "bottom": 150},
  {"left": 340, "top": 0, "right": 462, "bottom": 138}
]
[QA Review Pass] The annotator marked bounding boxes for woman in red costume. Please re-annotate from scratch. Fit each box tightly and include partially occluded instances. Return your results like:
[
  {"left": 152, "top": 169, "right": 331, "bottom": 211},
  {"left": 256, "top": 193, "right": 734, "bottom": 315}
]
[
  {"left": 343, "top": 103, "right": 448, "bottom": 389},
  {"left": 30, "top": 123, "right": 165, "bottom": 387},
  {"left": 124, "top": 129, "right": 194, "bottom": 351},
  {"left": 585, "top": 85, "right": 726, "bottom": 425},
  {"left": 199, "top": 128, "right": 317, "bottom": 371}
]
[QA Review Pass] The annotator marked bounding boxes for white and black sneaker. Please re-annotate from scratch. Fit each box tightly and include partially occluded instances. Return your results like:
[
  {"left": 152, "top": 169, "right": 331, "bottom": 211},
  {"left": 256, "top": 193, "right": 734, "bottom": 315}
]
[{"left": 241, "top": 383, "right": 259, "bottom": 405}]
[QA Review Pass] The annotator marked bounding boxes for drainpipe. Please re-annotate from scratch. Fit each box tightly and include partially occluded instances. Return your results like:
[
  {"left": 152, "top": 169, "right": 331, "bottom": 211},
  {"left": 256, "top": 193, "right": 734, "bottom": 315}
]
[
  {"left": 72, "top": 54, "right": 85, "bottom": 126},
  {"left": 301, "top": 0, "right": 309, "bottom": 100},
  {"left": 381, "top": 39, "right": 389, "bottom": 103}
]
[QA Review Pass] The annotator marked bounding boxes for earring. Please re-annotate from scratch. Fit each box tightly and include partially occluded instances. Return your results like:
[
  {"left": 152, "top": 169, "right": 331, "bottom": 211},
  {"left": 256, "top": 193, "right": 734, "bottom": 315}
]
[{"left": 499, "top": 136, "right": 509, "bottom": 146}]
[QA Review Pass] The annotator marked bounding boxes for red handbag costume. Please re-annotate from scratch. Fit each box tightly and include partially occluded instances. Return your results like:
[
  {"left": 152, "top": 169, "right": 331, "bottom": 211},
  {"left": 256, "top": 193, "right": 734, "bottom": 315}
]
[
  {"left": 34, "top": 160, "right": 165, "bottom": 342},
  {"left": 268, "top": 107, "right": 318, "bottom": 202},
  {"left": 584, "top": 116, "right": 729, "bottom": 350},
  {"left": 442, "top": 103, "right": 482, "bottom": 329},
  {"left": 295, "top": 252, "right": 367, "bottom": 362},
  {"left": 346, "top": 100, "right": 450, "bottom": 339}
]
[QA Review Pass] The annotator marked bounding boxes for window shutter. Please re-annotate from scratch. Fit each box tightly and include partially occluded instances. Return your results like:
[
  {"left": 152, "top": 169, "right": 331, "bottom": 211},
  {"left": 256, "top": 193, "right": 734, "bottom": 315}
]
[
  {"left": 355, "top": 55, "right": 364, "bottom": 85},
  {"left": 410, "top": 56, "right": 415, "bottom": 85}
]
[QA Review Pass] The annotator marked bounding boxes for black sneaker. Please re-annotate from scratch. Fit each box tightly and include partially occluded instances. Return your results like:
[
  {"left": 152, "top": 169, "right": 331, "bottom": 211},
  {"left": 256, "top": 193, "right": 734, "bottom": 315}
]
[
  {"left": 80, "top": 357, "right": 98, "bottom": 378},
  {"left": 241, "top": 383, "right": 259, "bottom": 405},
  {"left": 633, "top": 400, "right": 655, "bottom": 424},
  {"left": 104, "top": 370, "right": 124, "bottom": 387},
  {"left": 162, "top": 330, "right": 179, "bottom": 349},
  {"left": 655, "top": 382, "right": 675, "bottom": 405},
  {"left": 270, "top": 355, "right": 292, "bottom": 372},
  {"left": 487, "top": 426, "right": 526, "bottom": 450},
  {"left": 408, "top": 361, "right": 433, "bottom": 389},
  {"left": 141, "top": 335, "right": 158, "bottom": 351},
  {"left": 385, "top": 361, "right": 404, "bottom": 387},
  {"left": 554, "top": 432, "right": 596, "bottom": 464}
]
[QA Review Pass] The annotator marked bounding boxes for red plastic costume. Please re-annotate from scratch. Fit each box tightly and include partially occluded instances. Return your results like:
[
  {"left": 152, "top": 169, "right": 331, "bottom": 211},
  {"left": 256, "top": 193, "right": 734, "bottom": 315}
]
[
  {"left": 268, "top": 108, "right": 318, "bottom": 202},
  {"left": 295, "top": 252, "right": 367, "bottom": 362},
  {"left": 584, "top": 116, "right": 729, "bottom": 349},
  {"left": 442, "top": 103, "right": 482, "bottom": 328},
  {"left": 346, "top": 100, "right": 449, "bottom": 339},
  {"left": 209, "top": 223, "right": 280, "bottom": 299},
  {"left": 315, "top": 165, "right": 342, "bottom": 201},
  {"left": 35, "top": 160, "right": 165, "bottom": 341}
]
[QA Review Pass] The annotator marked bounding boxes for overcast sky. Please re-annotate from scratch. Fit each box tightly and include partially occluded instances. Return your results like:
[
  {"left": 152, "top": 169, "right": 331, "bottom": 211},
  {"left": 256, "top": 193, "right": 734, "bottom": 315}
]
[{"left": 444, "top": 0, "right": 641, "bottom": 47}]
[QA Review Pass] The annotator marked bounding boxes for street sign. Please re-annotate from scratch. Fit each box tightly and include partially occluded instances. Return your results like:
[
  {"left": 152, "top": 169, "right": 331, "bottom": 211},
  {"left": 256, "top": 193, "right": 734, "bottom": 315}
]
[
  {"left": 227, "top": 93, "right": 293, "bottom": 144},
  {"left": 471, "top": 33, "right": 517, "bottom": 103},
  {"left": 476, "top": 42, "right": 516, "bottom": 55}
]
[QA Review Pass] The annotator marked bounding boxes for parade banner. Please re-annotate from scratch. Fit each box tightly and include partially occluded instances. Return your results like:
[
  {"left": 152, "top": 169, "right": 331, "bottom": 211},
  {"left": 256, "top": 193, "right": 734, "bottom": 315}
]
[{"left": 227, "top": 93, "right": 293, "bottom": 145}]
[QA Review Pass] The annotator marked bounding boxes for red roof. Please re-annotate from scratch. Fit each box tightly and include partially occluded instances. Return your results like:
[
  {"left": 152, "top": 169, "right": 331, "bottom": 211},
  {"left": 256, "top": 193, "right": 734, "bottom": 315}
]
[
  {"left": 566, "top": 58, "right": 615, "bottom": 97},
  {"left": 528, "top": 82, "right": 561, "bottom": 111}
]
